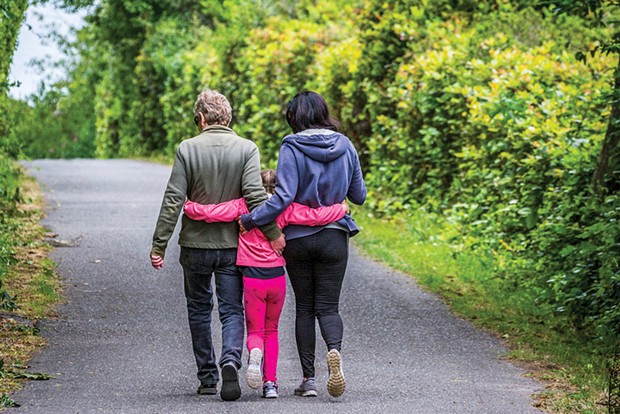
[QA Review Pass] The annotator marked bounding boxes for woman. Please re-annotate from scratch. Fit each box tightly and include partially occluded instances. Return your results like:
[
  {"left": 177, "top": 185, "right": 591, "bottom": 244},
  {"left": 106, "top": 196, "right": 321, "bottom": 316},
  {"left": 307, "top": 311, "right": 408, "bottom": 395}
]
[{"left": 239, "top": 91, "right": 367, "bottom": 398}]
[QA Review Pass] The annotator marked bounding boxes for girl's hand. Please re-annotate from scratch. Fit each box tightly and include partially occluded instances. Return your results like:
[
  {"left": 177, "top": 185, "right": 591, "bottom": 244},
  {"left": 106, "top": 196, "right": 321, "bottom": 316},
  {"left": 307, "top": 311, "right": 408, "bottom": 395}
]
[{"left": 340, "top": 200, "right": 350, "bottom": 215}]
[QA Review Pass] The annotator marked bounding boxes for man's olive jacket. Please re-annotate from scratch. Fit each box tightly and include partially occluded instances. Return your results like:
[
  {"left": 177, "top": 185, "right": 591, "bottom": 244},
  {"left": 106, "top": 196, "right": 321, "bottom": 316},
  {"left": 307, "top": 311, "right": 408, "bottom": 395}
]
[{"left": 151, "top": 125, "right": 280, "bottom": 259}]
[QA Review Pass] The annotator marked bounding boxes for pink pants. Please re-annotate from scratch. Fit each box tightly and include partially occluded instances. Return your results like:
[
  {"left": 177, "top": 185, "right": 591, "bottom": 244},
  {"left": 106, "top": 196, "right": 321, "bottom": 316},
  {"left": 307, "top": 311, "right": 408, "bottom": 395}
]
[{"left": 243, "top": 275, "right": 286, "bottom": 383}]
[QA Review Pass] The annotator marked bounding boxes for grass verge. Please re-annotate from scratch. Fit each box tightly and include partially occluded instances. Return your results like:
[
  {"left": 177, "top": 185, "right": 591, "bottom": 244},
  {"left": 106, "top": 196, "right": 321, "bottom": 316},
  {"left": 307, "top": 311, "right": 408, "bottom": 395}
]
[
  {"left": 0, "top": 169, "right": 61, "bottom": 409},
  {"left": 352, "top": 207, "right": 609, "bottom": 414}
]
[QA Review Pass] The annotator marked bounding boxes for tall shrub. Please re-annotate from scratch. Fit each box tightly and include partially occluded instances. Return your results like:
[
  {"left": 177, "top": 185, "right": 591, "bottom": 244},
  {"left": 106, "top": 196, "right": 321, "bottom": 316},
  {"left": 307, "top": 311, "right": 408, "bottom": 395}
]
[{"left": 0, "top": 0, "right": 28, "bottom": 311}]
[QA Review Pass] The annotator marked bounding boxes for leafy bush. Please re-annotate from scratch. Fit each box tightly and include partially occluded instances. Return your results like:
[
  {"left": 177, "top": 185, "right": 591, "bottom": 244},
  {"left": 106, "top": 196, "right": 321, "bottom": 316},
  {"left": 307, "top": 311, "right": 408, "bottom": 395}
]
[
  {"left": 228, "top": 17, "right": 351, "bottom": 163},
  {"left": 6, "top": 0, "right": 620, "bottom": 344},
  {"left": 8, "top": 91, "right": 96, "bottom": 159},
  {"left": 353, "top": 2, "right": 618, "bottom": 343},
  {"left": 0, "top": 0, "right": 27, "bottom": 314}
]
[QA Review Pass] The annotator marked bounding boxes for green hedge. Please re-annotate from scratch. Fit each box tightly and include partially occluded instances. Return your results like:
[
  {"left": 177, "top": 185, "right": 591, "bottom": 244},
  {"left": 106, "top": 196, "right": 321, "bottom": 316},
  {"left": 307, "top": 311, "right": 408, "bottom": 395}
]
[
  {"left": 0, "top": 0, "right": 28, "bottom": 310},
  {"left": 9, "top": 0, "right": 620, "bottom": 345}
]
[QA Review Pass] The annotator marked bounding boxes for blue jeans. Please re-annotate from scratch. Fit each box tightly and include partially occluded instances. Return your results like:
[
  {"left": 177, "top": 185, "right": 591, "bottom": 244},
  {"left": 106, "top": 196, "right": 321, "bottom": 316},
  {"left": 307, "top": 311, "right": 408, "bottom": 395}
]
[{"left": 179, "top": 247, "right": 244, "bottom": 386}]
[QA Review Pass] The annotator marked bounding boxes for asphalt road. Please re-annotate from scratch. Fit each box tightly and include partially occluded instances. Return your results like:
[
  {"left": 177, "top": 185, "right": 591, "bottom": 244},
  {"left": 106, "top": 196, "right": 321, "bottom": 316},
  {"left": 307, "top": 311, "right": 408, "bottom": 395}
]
[{"left": 12, "top": 159, "right": 543, "bottom": 414}]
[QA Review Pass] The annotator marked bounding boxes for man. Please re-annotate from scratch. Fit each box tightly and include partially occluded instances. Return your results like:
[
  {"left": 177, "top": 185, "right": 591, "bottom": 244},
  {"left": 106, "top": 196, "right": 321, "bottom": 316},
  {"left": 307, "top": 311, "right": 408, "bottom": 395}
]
[{"left": 150, "top": 89, "right": 285, "bottom": 401}]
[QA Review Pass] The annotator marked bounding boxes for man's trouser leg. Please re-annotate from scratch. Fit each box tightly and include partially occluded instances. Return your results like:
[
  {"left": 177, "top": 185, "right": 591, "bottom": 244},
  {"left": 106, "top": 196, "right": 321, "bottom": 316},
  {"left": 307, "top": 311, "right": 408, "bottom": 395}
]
[{"left": 180, "top": 247, "right": 242, "bottom": 385}]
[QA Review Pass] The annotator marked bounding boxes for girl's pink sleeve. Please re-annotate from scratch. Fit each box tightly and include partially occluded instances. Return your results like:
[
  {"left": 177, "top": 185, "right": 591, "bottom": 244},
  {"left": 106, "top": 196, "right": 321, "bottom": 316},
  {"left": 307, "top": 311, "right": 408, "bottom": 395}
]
[
  {"left": 184, "top": 199, "right": 248, "bottom": 223},
  {"left": 279, "top": 203, "right": 345, "bottom": 227}
]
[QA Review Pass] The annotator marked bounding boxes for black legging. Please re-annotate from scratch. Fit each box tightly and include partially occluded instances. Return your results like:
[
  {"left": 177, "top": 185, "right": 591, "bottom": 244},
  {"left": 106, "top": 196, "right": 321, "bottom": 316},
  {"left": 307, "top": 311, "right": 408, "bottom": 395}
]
[{"left": 283, "top": 228, "right": 349, "bottom": 378}]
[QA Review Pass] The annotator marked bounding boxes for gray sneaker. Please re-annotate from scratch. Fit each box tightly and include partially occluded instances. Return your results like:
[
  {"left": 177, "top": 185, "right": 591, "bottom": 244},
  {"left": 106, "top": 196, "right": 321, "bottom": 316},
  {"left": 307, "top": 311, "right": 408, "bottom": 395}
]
[{"left": 294, "top": 377, "right": 317, "bottom": 397}]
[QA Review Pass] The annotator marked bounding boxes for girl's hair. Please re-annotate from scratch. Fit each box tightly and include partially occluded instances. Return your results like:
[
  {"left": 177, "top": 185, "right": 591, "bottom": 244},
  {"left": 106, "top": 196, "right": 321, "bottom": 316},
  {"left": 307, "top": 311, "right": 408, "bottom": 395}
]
[
  {"left": 286, "top": 91, "right": 340, "bottom": 133},
  {"left": 261, "top": 169, "right": 277, "bottom": 195}
]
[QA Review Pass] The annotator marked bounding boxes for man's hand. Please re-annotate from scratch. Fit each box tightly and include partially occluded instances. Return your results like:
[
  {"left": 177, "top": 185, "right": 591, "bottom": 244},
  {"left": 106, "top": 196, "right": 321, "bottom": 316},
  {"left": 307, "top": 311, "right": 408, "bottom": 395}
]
[
  {"left": 341, "top": 199, "right": 350, "bottom": 215},
  {"left": 151, "top": 255, "right": 164, "bottom": 270},
  {"left": 270, "top": 234, "right": 286, "bottom": 257}
]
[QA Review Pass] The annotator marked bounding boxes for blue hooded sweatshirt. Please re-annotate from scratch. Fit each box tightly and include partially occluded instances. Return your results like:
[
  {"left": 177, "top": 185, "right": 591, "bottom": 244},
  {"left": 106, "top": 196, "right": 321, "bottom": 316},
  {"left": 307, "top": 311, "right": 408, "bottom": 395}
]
[{"left": 240, "top": 129, "right": 367, "bottom": 240}]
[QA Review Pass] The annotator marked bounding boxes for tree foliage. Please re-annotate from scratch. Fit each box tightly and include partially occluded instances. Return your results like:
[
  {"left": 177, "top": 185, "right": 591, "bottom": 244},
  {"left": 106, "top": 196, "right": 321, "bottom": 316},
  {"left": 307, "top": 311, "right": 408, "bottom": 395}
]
[
  {"left": 0, "top": 0, "right": 27, "bottom": 317},
  {"left": 7, "top": 0, "right": 620, "bottom": 345}
]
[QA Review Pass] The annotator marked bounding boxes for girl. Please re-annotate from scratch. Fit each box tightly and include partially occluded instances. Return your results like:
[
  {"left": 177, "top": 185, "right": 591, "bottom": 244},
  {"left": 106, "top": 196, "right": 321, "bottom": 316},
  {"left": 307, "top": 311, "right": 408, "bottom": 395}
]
[{"left": 184, "top": 169, "right": 349, "bottom": 398}]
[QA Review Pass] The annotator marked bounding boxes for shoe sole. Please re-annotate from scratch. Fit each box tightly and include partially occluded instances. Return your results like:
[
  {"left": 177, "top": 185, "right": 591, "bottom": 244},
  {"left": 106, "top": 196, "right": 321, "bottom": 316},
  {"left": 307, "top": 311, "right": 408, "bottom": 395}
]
[
  {"left": 263, "top": 393, "right": 278, "bottom": 399},
  {"left": 220, "top": 364, "right": 241, "bottom": 401},
  {"left": 327, "top": 349, "right": 345, "bottom": 397},
  {"left": 294, "top": 389, "right": 318, "bottom": 397},
  {"left": 246, "top": 349, "right": 263, "bottom": 389},
  {"left": 197, "top": 386, "right": 217, "bottom": 395}
]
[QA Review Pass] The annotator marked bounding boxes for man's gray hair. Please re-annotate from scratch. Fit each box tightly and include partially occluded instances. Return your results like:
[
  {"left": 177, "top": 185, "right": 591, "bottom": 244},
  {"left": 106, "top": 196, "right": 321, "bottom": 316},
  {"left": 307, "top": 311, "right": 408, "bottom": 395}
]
[{"left": 193, "top": 89, "right": 232, "bottom": 126}]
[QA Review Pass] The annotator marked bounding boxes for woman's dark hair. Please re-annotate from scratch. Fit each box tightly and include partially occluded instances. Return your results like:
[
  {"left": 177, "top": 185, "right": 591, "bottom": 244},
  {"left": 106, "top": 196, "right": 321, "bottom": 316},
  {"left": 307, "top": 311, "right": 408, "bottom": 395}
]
[{"left": 286, "top": 91, "right": 340, "bottom": 133}]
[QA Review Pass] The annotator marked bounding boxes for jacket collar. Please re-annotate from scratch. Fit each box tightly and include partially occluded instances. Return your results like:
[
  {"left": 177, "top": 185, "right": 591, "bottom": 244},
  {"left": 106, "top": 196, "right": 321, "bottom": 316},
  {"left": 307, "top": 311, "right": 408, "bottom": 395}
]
[{"left": 200, "top": 124, "right": 236, "bottom": 134}]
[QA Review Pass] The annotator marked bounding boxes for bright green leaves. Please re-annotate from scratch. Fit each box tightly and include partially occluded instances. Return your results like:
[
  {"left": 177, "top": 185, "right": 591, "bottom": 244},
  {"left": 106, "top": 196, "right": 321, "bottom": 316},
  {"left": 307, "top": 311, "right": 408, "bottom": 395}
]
[{"left": 4, "top": 0, "right": 620, "bottom": 342}]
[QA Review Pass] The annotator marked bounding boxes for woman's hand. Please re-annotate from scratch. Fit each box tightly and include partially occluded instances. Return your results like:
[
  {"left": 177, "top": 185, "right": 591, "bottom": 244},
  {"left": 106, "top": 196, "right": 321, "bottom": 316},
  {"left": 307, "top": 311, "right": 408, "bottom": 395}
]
[
  {"left": 340, "top": 200, "right": 350, "bottom": 215},
  {"left": 237, "top": 216, "right": 248, "bottom": 234}
]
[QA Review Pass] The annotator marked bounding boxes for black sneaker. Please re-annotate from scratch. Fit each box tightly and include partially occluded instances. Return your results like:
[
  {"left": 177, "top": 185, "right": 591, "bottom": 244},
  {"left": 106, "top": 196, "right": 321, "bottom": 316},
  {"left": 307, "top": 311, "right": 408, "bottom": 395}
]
[
  {"left": 197, "top": 383, "right": 217, "bottom": 395},
  {"left": 220, "top": 362, "right": 241, "bottom": 401}
]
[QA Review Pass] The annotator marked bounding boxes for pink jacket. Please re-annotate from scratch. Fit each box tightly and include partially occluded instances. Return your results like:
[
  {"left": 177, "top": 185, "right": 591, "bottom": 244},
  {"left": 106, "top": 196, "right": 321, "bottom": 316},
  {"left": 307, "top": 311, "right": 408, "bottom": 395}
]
[{"left": 184, "top": 199, "right": 345, "bottom": 268}]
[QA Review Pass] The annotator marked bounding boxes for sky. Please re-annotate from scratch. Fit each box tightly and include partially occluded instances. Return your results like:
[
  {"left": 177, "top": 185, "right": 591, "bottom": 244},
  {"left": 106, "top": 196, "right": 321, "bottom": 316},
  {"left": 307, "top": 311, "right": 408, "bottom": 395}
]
[{"left": 8, "top": 2, "right": 86, "bottom": 100}]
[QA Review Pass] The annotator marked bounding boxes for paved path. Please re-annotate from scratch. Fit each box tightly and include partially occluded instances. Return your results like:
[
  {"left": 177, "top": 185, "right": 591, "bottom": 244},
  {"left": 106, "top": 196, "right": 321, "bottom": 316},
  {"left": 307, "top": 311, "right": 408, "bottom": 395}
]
[{"left": 12, "top": 159, "right": 543, "bottom": 413}]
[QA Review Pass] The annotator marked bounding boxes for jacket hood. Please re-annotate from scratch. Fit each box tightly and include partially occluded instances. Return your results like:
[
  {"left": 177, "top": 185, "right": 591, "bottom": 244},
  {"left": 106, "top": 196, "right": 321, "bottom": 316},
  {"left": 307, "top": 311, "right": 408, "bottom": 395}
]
[{"left": 282, "top": 129, "right": 349, "bottom": 163}]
